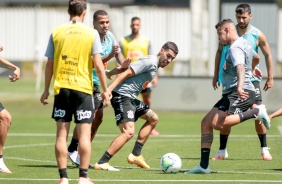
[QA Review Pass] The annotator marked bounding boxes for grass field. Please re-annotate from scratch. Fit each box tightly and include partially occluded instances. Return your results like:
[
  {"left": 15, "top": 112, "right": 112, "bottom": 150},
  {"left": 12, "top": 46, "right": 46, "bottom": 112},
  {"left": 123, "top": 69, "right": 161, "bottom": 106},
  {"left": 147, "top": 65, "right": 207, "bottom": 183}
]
[{"left": 0, "top": 77, "right": 282, "bottom": 184}]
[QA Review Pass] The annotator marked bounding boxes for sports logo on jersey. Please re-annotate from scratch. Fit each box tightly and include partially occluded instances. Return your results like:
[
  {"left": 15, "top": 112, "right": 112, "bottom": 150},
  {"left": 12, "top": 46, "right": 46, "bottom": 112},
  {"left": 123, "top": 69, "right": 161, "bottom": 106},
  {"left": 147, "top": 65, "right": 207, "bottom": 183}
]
[
  {"left": 54, "top": 108, "right": 66, "bottom": 117},
  {"left": 234, "top": 108, "right": 242, "bottom": 114},
  {"left": 142, "top": 81, "right": 150, "bottom": 89},
  {"left": 76, "top": 110, "right": 92, "bottom": 120},
  {"left": 115, "top": 114, "right": 121, "bottom": 121},
  {"left": 255, "top": 88, "right": 260, "bottom": 95},
  {"left": 127, "top": 110, "right": 134, "bottom": 119}
]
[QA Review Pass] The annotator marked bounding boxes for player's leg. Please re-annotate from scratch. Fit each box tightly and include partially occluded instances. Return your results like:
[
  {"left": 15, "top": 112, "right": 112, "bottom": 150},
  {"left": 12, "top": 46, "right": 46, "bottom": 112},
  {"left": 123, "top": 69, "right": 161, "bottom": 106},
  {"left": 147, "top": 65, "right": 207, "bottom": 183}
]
[
  {"left": 53, "top": 89, "right": 72, "bottom": 183},
  {"left": 73, "top": 91, "right": 94, "bottom": 183},
  {"left": 185, "top": 107, "right": 219, "bottom": 174},
  {"left": 128, "top": 104, "right": 159, "bottom": 169},
  {"left": 94, "top": 120, "right": 135, "bottom": 171},
  {"left": 94, "top": 92, "right": 135, "bottom": 171},
  {"left": 0, "top": 105, "right": 12, "bottom": 174},
  {"left": 141, "top": 88, "right": 160, "bottom": 136},
  {"left": 252, "top": 81, "right": 272, "bottom": 160}
]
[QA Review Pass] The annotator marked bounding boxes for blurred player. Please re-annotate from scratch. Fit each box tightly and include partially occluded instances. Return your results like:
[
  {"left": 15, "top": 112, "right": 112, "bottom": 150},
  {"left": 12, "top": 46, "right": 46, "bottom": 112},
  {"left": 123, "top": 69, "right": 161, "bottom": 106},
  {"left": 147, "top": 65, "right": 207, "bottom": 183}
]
[
  {"left": 94, "top": 41, "right": 178, "bottom": 171},
  {"left": 0, "top": 44, "right": 20, "bottom": 174},
  {"left": 119, "top": 17, "right": 159, "bottom": 136},
  {"left": 212, "top": 3, "right": 274, "bottom": 161}
]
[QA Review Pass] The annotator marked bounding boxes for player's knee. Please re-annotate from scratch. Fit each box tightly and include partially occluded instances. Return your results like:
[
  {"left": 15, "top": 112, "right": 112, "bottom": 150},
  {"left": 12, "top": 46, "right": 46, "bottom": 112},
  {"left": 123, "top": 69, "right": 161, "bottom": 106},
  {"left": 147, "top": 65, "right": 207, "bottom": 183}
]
[
  {"left": 0, "top": 110, "right": 12, "bottom": 127},
  {"left": 148, "top": 113, "right": 159, "bottom": 126},
  {"left": 123, "top": 129, "right": 135, "bottom": 139}
]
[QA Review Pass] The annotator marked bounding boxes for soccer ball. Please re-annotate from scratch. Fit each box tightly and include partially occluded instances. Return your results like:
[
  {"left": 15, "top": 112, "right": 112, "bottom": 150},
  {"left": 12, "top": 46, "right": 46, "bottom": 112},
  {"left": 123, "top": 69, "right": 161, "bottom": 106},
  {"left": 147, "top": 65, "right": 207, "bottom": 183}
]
[{"left": 160, "top": 153, "right": 182, "bottom": 174}]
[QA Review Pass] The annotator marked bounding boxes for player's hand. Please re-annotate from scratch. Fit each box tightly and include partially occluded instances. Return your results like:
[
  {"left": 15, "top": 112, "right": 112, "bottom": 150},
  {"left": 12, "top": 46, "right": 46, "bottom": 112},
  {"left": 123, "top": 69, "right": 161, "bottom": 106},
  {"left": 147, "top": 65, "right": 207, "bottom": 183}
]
[
  {"left": 9, "top": 67, "right": 20, "bottom": 82},
  {"left": 212, "top": 76, "right": 220, "bottom": 90},
  {"left": 120, "top": 58, "right": 131, "bottom": 69},
  {"left": 253, "top": 68, "right": 262, "bottom": 79},
  {"left": 238, "top": 89, "right": 248, "bottom": 101},
  {"left": 113, "top": 45, "right": 119, "bottom": 55},
  {"left": 105, "top": 70, "right": 112, "bottom": 80},
  {"left": 263, "top": 78, "right": 273, "bottom": 91},
  {"left": 40, "top": 91, "right": 50, "bottom": 105},
  {"left": 0, "top": 45, "right": 3, "bottom": 52},
  {"left": 102, "top": 91, "right": 111, "bottom": 108}
]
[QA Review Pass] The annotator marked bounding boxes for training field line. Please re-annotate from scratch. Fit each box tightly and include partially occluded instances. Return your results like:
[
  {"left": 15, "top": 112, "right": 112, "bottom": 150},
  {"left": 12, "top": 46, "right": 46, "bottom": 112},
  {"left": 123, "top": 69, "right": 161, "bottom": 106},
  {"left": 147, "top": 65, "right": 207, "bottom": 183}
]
[
  {"left": 7, "top": 133, "right": 282, "bottom": 138},
  {"left": 0, "top": 178, "right": 282, "bottom": 183}
]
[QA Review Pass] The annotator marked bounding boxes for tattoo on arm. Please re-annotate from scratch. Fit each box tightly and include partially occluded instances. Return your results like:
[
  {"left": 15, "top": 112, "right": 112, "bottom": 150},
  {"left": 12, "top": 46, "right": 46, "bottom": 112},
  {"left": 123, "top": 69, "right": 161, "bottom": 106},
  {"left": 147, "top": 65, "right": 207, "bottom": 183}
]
[
  {"left": 201, "top": 134, "right": 213, "bottom": 144},
  {"left": 145, "top": 110, "right": 155, "bottom": 119},
  {"left": 237, "top": 64, "right": 245, "bottom": 90}
]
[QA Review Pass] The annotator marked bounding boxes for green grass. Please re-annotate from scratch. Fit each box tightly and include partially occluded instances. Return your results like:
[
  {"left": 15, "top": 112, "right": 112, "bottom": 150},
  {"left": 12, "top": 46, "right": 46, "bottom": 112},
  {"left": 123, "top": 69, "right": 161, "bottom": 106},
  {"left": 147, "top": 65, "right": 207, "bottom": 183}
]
[{"left": 0, "top": 77, "right": 282, "bottom": 184}]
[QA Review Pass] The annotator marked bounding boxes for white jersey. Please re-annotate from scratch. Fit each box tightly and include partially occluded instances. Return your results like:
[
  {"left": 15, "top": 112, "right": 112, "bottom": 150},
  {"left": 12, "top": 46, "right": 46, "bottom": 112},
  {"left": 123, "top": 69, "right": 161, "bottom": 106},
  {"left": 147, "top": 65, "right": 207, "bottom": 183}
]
[
  {"left": 222, "top": 37, "right": 256, "bottom": 94},
  {"left": 113, "top": 55, "right": 158, "bottom": 99}
]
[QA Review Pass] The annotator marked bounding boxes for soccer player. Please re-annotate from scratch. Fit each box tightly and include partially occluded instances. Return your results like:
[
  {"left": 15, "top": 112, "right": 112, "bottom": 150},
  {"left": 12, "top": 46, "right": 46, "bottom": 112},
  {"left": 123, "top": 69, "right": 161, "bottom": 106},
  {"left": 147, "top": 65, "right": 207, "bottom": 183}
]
[
  {"left": 0, "top": 45, "right": 20, "bottom": 174},
  {"left": 67, "top": 10, "right": 130, "bottom": 167},
  {"left": 212, "top": 3, "right": 274, "bottom": 161},
  {"left": 40, "top": 1, "right": 110, "bottom": 184},
  {"left": 94, "top": 41, "right": 178, "bottom": 171},
  {"left": 119, "top": 17, "right": 160, "bottom": 136},
  {"left": 186, "top": 19, "right": 270, "bottom": 174}
]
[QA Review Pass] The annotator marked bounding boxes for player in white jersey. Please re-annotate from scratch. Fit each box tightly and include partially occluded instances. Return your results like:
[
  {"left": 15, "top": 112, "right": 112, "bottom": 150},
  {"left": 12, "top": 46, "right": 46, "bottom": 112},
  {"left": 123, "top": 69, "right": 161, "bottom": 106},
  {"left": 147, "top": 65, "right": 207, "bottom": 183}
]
[
  {"left": 93, "top": 41, "right": 178, "bottom": 171},
  {"left": 212, "top": 3, "right": 274, "bottom": 161},
  {"left": 186, "top": 19, "right": 270, "bottom": 174}
]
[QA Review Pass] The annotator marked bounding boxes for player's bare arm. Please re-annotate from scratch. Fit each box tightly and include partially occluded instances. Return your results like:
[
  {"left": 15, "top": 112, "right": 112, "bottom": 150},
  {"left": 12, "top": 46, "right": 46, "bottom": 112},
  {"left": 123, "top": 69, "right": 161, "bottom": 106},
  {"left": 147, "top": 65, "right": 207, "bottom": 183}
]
[
  {"left": 213, "top": 43, "right": 223, "bottom": 90},
  {"left": 108, "top": 67, "right": 135, "bottom": 92},
  {"left": 106, "top": 58, "right": 131, "bottom": 79},
  {"left": 258, "top": 32, "right": 274, "bottom": 91},
  {"left": 236, "top": 64, "right": 248, "bottom": 101},
  {"left": 93, "top": 53, "right": 111, "bottom": 107},
  {"left": 40, "top": 58, "right": 53, "bottom": 105}
]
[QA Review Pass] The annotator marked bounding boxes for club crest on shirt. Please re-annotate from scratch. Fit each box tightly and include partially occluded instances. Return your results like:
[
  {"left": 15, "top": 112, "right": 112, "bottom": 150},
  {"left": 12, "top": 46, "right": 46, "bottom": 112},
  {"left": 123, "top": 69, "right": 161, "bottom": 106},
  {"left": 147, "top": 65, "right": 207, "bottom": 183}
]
[{"left": 127, "top": 110, "right": 134, "bottom": 119}]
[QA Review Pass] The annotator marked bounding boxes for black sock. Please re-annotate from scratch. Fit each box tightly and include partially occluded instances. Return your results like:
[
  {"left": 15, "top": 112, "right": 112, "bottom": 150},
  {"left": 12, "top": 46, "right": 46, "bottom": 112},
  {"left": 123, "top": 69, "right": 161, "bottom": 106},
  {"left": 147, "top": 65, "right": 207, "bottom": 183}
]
[
  {"left": 0, "top": 155, "right": 3, "bottom": 159},
  {"left": 219, "top": 134, "right": 229, "bottom": 150},
  {"left": 132, "top": 141, "right": 144, "bottom": 156},
  {"left": 258, "top": 134, "right": 267, "bottom": 147},
  {"left": 79, "top": 168, "right": 88, "bottom": 178},
  {"left": 238, "top": 108, "right": 259, "bottom": 122},
  {"left": 200, "top": 148, "right": 210, "bottom": 169},
  {"left": 98, "top": 151, "right": 113, "bottom": 164},
  {"left": 59, "top": 168, "right": 68, "bottom": 179},
  {"left": 68, "top": 138, "right": 79, "bottom": 152}
]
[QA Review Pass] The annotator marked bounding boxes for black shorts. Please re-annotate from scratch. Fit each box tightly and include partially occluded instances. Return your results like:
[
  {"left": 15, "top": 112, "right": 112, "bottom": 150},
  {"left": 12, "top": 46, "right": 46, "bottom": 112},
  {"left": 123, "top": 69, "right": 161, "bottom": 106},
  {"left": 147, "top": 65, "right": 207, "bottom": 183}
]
[
  {"left": 111, "top": 91, "right": 149, "bottom": 126},
  {"left": 141, "top": 87, "right": 152, "bottom": 93},
  {"left": 52, "top": 88, "right": 94, "bottom": 123},
  {"left": 253, "top": 81, "right": 262, "bottom": 105},
  {"left": 214, "top": 88, "right": 256, "bottom": 115},
  {"left": 0, "top": 103, "right": 4, "bottom": 112},
  {"left": 93, "top": 85, "right": 103, "bottom": 110}
]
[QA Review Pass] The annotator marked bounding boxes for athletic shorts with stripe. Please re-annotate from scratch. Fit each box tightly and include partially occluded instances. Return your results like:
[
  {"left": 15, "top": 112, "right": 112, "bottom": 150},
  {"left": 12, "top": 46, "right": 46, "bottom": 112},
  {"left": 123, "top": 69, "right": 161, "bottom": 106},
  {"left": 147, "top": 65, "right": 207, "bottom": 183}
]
[
  {"left": 111, "top": 91, "right": 149, "bottom": 126},
  {"left": 93, "top": 85, "right": 103, "bottom": 110},
  {"left": 214, "top": 88, "right": 256, "bottom": 115},
  {"left": 252, "top": 81, "right": 262, "bottom": 105},
  {"left": 52, "top": 88, "right": 94, "bottom": 123}
]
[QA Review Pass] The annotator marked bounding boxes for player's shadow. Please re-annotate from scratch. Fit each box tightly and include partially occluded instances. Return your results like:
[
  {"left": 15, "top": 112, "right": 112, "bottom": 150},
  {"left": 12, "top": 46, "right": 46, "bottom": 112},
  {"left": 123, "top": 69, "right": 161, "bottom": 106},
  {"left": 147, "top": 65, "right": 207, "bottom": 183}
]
[{"left": 18, "top": 164, "right": 78, "bottom": 169}]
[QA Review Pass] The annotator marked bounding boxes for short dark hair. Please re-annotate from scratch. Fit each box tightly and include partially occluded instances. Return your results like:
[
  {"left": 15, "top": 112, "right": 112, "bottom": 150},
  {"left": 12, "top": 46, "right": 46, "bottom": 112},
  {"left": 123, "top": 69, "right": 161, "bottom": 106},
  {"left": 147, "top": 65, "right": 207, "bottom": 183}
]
[
  {"left": 68, "top": 0, "right": 87, "bottom": 17},
  {"left": 235, "top": 4, "right": 251, "bottom": 14},
  {"left": 93, "top": 10, "right": 108, "bottom": 21},
  {"left": 131, "top": 17, "right": 140, "bottom": 23},
  {"left": 162, "top": 41, "right": 178, "bottom": 55},
  {"left": 215, "top": 19, "right": 234, "bottom": 29}
]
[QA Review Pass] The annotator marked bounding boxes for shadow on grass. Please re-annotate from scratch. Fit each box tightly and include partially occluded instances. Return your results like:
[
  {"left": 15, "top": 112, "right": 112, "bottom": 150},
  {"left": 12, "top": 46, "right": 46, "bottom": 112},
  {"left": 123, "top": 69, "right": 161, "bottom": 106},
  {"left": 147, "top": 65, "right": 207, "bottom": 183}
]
[{"left": 18, "top": 164, "right": 78, "bottom": 169}]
